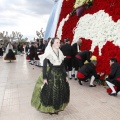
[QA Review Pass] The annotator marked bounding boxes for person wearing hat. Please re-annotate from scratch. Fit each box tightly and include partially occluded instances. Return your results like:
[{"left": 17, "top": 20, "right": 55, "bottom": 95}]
[
  {"left": 60, "top": 38, "right": 73, "bottom": 79},
  {"left": 77, "top": 55, "right": 100, "bottom": 87}
]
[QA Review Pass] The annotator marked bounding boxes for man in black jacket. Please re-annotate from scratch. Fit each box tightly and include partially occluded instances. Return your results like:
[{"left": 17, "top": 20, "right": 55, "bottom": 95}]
[
  {"left": 61, "top": 38, "right": 73, "bottom": 79},
  {"left": 72, "top": 39, "right": 82, "bottom": 57},
  {"left": 71, "top": 39, "right": 82, "bottom": 80},
  {"left": 29, "top": 43, "right": 35, "bottom": 65},
  {"left": 75, "top": 50, "right": 92, "bottom": 70},
  {"left": 77, "top": 58, "right": 100, "bottom": 87},
  {"left": 106, "top": 58, "right": 120, "bottom": 96}
]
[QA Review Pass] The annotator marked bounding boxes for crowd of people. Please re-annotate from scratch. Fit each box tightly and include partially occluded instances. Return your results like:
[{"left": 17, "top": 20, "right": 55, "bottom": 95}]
[
  {"left": 30, "top": 37, "right": 120, "bottom": 115},
  {"left": 1, "top": 37, "right": 120, "bottom": 115},
  {"left": 25, "top": 39, "right": 48, "bottom": 66}
]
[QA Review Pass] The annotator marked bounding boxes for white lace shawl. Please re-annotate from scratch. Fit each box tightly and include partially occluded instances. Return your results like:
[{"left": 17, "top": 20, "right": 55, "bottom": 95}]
[
  {"left": 47, "top": 49, "right": 65, "bottom": 65},
  {"left": 5, "top": 44, "right": 13, "bottom": 54},
  {"left": 39, "top": 49, "right": 65, "bottom": 66},
  {"left": 39, "top": 39, "right": 65, "bottom": 66}
]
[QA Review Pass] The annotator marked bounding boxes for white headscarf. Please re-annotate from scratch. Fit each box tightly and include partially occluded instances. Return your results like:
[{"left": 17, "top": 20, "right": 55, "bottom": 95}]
[
  {"left": 5, "top": 43, "right": 13, "bottom": 54},
  {"left": 39, "top": 38, "right": 65, "bottom": 66}
]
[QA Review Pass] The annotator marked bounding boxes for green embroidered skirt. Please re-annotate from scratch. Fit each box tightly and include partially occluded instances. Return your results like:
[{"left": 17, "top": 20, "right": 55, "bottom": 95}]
[{"left": 31, "top": 66, "right": 70, "bottom": 113}]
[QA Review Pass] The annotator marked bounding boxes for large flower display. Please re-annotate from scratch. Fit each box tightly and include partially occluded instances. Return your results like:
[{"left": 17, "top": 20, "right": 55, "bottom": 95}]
[{"left": 56, "top": 0, "right": 120, "bottom": 77}]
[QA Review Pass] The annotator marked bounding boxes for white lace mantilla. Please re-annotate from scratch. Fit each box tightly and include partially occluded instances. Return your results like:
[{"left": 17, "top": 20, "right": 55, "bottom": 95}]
[
  {"left": 39, "top": 49, "right": 65, "bottom": 66},
  {"left": 46, "top": 49, "right": 65, "bottom": 65}
]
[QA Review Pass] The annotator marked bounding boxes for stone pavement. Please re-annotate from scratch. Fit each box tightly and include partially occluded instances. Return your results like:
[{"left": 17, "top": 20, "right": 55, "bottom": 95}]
[{"left": 0, "top": 55, "right": 120, "bottom": 120}]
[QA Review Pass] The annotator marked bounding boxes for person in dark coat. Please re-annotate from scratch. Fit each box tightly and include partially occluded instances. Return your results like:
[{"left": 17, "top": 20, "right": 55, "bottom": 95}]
[
  {"left": 29, "top": 43, "right": 35, "bottom": 65},
  {"left": 60, "top": 38, "right": 73, "bottom": 79},
  {"left": 60, "top": 40, "right": 64, "bottom": 49},
  {"left": 71, "top": 39, "right": 82, "bottom": 79},
  {"left": 43, "top": 40, "right": 48, "bottom": 49},
  {"left": 17, "top": 43, "right": 21, "bottom": 54},
  {"left": 72, "top": 39, "right": 82, "bottom": 57},
  {"left": 34, "top": 43, "right": 40, "bottom": 66},
  {"left": 25, "top": 44, "right": 29, "bottom": 53},
  {"left": 20, "top": 43, "right": 24, "bottom": 55},
  {"left": 75, "top": 50, "right": 92, "bottom": 71},
  {"left": 106, "top": 58, "right": 120, "bottom": 96},
  {"left": 38, "top": 40, "right": 45, "bottom": 54},
  {"left": 26, "top": 43, "right": 31, "bottom": 62},
  {"left": 77, "top": 58, "right": 100, "bottom": 87}
]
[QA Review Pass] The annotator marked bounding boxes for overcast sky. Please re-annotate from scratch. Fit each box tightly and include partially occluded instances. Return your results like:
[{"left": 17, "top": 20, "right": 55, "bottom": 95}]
[{"left": 0, "top": 0, "right": 54, "bottom": 40}]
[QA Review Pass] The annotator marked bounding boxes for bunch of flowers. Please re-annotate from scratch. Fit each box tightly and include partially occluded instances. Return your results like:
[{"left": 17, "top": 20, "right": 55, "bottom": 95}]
[{"left": 56, "top": 0, "right": 120, "bottom": 76}]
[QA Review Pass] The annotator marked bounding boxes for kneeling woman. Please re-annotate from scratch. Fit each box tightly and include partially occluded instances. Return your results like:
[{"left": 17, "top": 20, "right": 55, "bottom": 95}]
[
  {"left": 4, "top": 42, "right": 16, "bottom": 62},
  {"left": 31, "top": 37, "right": 70, "bottom": 114}
]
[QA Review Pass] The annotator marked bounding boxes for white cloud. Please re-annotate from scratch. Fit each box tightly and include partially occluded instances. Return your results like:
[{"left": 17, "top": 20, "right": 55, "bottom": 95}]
[{"left": 0, "top": 0, "right": 54, "bottom": 40}]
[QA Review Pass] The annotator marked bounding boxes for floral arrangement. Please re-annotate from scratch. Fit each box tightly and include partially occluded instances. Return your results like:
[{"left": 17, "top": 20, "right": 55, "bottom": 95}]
[
  {"left": 74, "top": 0, "right": 94, "bottom": 9},
  {"left": 70, "top": 0, "right": 94, "bottom": 16},
  {"left": 56, "top": 0, "right": 120, "bottom": 80}
]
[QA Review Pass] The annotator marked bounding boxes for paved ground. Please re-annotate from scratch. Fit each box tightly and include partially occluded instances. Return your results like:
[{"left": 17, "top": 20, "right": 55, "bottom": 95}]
[{"left": 0, "top": 55, "right": 120, "bottom": 120}]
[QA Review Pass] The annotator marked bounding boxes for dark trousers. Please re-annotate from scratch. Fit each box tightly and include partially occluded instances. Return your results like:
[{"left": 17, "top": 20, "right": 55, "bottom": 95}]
[
  {"left": 64, "top": 58, "right": 72, "bottom": 71},
  {"left": 72, "top": 57, "right": 76, "bottom": 68},
  {"left": 75, "top": 58, "right": 84, "bottom": 71},
  {"left": 29, "top": 53, "right": 35, "bottom": 60}
]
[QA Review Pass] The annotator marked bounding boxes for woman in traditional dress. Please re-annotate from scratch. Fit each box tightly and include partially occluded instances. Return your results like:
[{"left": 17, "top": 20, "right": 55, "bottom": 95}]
[
  {"left": 31, "top": 37, "right": 70, "bottom": 114},
  {"left": 4, "top": 42, "right": 16, "bottom": 62}
]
